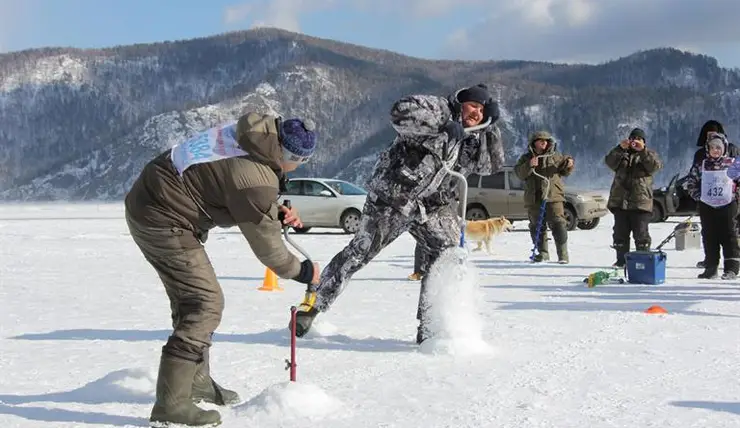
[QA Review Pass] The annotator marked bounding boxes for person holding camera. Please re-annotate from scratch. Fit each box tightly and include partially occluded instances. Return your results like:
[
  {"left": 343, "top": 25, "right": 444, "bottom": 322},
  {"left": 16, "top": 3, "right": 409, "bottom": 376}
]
[{"left": 605, "top": 128, "right": 663, "bottom": 267}]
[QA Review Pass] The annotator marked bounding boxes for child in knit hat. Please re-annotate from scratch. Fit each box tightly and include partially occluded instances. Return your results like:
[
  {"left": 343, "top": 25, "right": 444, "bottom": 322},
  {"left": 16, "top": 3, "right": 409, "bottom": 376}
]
[{"left": 685, "top": 132, "right": 740, "bottom": 279}]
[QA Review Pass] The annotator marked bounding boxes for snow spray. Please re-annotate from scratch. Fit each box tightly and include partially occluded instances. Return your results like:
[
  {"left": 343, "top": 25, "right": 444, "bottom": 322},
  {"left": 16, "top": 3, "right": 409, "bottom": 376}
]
[{"left": 418, "top": 124, "right": 494, "bottom": 356}]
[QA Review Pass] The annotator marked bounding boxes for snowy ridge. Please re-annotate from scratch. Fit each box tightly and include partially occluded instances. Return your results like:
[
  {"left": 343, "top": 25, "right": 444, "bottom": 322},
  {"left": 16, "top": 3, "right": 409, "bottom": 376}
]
[{"left": 2, "top": 34, "right": 740, "bottom": 199}]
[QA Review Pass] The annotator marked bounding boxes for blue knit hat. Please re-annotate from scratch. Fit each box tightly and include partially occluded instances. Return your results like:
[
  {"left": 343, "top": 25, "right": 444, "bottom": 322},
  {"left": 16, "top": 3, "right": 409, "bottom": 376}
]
[{"left": 281, "top": 118, "right": 317, "bottom": 164}]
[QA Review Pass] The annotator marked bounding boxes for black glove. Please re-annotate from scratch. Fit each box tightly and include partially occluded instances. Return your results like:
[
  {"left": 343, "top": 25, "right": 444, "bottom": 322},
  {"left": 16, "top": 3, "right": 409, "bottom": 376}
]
[
  {"left": 484, "top": 99, "right": 500, "bottom": 124},
  {"left": 292, "top": 259, "right": 315, "bottom": 285},
  {"left": 442, "top": 120, "right": 465, "bottom": 142}
]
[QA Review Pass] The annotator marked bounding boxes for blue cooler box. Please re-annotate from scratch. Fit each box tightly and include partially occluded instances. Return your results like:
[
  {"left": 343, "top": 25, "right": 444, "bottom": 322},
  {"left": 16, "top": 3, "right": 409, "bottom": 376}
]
[{"left": 624, "top": 251, "right": 666, "bottom": 285}]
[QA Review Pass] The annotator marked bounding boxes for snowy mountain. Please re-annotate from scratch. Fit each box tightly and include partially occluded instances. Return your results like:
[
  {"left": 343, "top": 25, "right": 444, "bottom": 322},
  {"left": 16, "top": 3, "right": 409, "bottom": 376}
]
[{"left": 1, "top": 28, "right": 740, "bottom": 200}]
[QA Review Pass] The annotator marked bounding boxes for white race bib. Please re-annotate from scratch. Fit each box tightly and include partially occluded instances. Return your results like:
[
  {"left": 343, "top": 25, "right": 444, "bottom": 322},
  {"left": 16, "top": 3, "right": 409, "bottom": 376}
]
[
  {"left": 170, "top": 121, "right": 249, "bottom": 175},
  {"left": 701, "top": 162, "right": 734, "bottom": 207}
]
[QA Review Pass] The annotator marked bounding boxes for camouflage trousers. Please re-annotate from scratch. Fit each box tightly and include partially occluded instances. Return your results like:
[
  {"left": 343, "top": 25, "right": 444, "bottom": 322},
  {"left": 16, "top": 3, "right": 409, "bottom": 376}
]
[
  {"left": 413, "top": 241, "right": 430, "bottom": 274},
  {"left": 310, "top": 199, "right": 460, "bottom": 321}
]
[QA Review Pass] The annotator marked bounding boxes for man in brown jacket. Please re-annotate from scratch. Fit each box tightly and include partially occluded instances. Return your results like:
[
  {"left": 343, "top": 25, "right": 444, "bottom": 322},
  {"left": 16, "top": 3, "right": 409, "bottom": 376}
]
[
  {"left": 514, "top": 131, "right": 575, "bottom": 263},
  {"left": 125, "top": 112, "right": 320, "bottom": 427}
]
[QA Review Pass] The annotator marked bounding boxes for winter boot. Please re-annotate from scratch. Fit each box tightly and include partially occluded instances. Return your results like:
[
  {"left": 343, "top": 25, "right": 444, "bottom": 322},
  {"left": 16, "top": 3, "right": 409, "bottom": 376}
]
[
  {"left": 697, "top": 267, "right": 718, "bottom": 279},
  {"left": 149, "top": 354, "right": 221, "bottom": 427},
  {"left": 291, "top": 291, "right": 319, "bottom": 338},
  {"left": 722, "top": 259, "right": 739, "bottom": 280},
  {"left": 192, "top": 348, "right": 240, "bottom": 406},
  {"left": 555, "top": 246, "right": 569, "bottom": 264},
  {"left": 611, "top": 242, "right": 629, "bottom": 268},
  {"left": 551, "top": 222, "right": 569, "bottom": 264}
]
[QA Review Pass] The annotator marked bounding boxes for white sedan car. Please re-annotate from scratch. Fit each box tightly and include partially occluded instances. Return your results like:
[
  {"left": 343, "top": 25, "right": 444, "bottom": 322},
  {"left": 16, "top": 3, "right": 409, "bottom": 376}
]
[{"left": 278, "top": 178, "right": 368, "bottom": 234}]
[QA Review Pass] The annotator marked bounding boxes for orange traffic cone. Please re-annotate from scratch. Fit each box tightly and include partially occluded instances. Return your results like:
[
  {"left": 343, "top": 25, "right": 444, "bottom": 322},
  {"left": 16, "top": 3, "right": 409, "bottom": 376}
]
[
  {"left": 645, "top": 305, "right": 668, "bottom": 314},
  {"left": 258, "top": 267, "right": 283, "bottom": 291}
]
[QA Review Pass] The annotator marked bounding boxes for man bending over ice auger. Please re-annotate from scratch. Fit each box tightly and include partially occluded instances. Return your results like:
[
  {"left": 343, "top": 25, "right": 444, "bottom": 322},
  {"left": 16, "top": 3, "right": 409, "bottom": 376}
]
[{"left": 290, "top": 84, "right": 505, "bottom": 344}]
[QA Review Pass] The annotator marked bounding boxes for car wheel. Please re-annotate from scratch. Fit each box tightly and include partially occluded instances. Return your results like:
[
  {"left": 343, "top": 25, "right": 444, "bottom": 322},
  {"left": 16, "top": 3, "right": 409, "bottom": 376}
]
[
  {"left": 577, "top": 217, "right": 600, "bottom": 230},
  {"left": 292, "top": 226, "right": 311, "bottom": 234},
  {"left": 340, "top": 209, "right": 362, "bottom": 234},
  {"left": 650, "top": 204, "right": 664, "bottom": 223},
  {"left": 564, "top": 205, "right": 577, "bottom": 231},
  {"left": 466, "top": 205, "right": 488, "bottom": 221}
]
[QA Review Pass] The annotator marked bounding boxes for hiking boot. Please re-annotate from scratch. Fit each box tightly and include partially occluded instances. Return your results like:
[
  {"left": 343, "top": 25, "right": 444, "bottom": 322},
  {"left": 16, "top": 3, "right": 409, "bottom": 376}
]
[
  {"left": 290, "top": 291, "right": 319, "bottom": 338},
  {"left": 721, "top": 271, "right": 737, "bottom": 280},
  {"left": 407, "top": 272, "right": 423, "bottom": 281},
  {"left": 698, "top": 268, "right": 718, "bottom": 279},
  {"left": 192, "top": 348, "right": 240, "bottom": 406},
  {"left": 150, "top": 354, "right": 221, "bottom": 427}
]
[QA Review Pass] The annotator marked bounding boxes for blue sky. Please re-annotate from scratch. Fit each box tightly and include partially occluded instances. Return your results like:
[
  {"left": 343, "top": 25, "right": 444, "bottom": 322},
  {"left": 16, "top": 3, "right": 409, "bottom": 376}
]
[{"left": 2, "top": 0, "right": 740, "bottom": 68}]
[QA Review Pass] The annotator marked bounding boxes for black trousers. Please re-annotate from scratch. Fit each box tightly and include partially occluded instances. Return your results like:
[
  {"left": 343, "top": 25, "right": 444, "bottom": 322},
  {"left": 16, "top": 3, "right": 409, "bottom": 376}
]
[
  {"left": 698, "top": 201, "right": 740, "bottom": 273},
  {"left": 611, "top": 208, "right": 652, "bottom": 263}
]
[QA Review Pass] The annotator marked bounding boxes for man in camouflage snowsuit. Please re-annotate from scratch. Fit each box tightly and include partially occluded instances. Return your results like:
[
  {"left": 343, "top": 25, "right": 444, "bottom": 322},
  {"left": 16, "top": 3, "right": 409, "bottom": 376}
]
[
  {"left": 290, "top": 84, "right": 505, "bottom": 344},
  {"left": 514, "top": 131, "right": 574, "bottom": 263}
]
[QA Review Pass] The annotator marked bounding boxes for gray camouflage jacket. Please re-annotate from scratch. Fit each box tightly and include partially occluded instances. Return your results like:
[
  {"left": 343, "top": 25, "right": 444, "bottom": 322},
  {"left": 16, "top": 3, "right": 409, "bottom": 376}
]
[{"left": 365, "top": 94, "right": 504, "bottom": 221}]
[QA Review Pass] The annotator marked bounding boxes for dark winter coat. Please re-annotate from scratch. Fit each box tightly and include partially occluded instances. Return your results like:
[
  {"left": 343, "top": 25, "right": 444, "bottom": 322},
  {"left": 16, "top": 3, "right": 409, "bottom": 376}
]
[
  {"left": 513, "top": 136, "right": 574, "bottom": 208},
  {"left": 365, "top": 94, "right": 505, "bottom": 220},
  {"left": 605, "top": 145, "right": 662, "bottom": 213},
  {"left": 124, "top": 112, "right": 303, "bottom": 280}
]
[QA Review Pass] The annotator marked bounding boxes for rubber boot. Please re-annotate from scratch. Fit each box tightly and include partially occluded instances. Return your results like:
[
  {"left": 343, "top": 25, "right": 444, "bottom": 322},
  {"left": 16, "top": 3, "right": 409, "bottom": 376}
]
[
  {"left": 529, "top": 228, "right": 549, "bottom": 262},
  {"left": 291, "top": 291, "right": 319, "bottom": 338},
  {"left": 149, "top": 353, "right": 221, "bottom": 427},
  {"left": 551, "top": 222, "right": 569, "bottom": 264},
  {"left": 192, "top": 347, "right": 240, "bottom": 406}
]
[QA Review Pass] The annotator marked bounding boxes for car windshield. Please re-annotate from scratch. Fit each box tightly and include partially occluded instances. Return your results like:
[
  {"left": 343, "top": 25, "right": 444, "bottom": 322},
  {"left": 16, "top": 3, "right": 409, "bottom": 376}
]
[{"left": 323, "top": 179, "right": 367, "bottom": 195}]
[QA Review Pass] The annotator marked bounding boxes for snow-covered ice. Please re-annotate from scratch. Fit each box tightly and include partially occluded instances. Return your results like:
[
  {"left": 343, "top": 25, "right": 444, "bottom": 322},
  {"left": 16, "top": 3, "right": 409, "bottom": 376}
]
[{"left": 1, "top": 202, "right": 739, "bottom": 428}]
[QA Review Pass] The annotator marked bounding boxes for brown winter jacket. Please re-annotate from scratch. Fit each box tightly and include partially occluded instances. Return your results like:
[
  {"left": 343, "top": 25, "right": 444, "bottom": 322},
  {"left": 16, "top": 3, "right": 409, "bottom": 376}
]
[
  {"left": 604, "top": 145, "right": 662, "bottom": 213},
  {"left": 124, "top": 112, "right": 302, "bottom": 279},
  {"left": 514, "top": 135, "right": 574, "bottom": 208}
]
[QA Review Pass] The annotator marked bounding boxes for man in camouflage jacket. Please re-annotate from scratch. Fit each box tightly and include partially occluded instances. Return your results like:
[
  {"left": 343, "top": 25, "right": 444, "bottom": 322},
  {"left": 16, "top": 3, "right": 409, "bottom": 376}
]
[
  {"left": 604, "top": 127, "right": 663, "bottom": 266},
  {"left": 514, "top": 131, "right": 575, "bottom": 263},
  {"left": 291, "top": 84, "right": 505, "bottom": 344}
]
